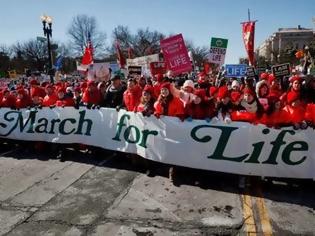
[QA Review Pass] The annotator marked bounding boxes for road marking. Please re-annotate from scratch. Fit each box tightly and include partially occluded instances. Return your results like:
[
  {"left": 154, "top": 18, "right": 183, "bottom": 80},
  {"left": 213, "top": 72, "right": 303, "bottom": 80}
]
[
  {"left": 256, "top": 187, "right": 273, "bottom": 236},
  {"left": 242, "top": 192, "right": 257, "bottom": 235}
]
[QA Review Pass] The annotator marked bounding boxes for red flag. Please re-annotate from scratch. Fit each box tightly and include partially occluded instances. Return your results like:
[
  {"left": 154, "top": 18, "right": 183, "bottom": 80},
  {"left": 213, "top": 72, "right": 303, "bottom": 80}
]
[
  {"left": 128, "top": 47, "right": 133, "bottom": 59},
  {"left": 115, "top": 41, "right": 126, "bottom": 68},
  {"left": 81, "top": 47, "right": 93, "bottom": 65},
  {"left": 81, "top": 34, "right": 93, "bottom": 65},
  {"left": 242, "top": 21, "right": 255, "bottom": 66}
]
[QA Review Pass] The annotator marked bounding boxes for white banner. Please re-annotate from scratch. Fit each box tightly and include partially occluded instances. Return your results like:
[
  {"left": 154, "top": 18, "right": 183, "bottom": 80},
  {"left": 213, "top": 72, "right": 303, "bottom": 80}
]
[
  {"left": 127, "top": 54, "right": 160, "bottom": 77},
  {"left": 0, "top": 108, "right": 314, "bottom": 179}
]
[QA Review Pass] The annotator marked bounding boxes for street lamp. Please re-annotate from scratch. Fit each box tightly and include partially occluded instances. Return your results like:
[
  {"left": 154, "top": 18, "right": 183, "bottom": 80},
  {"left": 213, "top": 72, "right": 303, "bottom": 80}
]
[{"left": 40, "top": 14, "right": 53, "bottom": 76}]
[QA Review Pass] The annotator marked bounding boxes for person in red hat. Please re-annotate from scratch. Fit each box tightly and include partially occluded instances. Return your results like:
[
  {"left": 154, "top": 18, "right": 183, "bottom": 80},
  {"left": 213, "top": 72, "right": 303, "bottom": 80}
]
[
  {"left": 123, "top": 78, "right": 142, "bottom": 112},
  {"left": 185, "top": 89, "right": 214, "bottom": 120},
  {"left": 154, "top": 82, "right": 184, "bottom": 119},
  {"left": 82, "top": 80, "right": 101, "bottom": 107},
  {"left": 255, "top": 80, "right": 270, "bottom": 111},
  {"left": 42, "top": 84, "right": 58, "bottom": 107},
  {"left": 31, "top": 89, "right": 43, "bottom": 107},
  {"left": 15, "top": 88, "right": 31, "bottom": 109},
  {"left": 0, "top": 89, "right": 16, "bottom": 108},
  {"left": 282, "top": 90, "right": 307, "bottom": 129},
  {"left": 231, "top": 87, "right": 263, "bottom": 123},
  {"left": 55, "top": 87, "right": 75, "bottom": 107},
  {"left": 30, "top": 79, "right": 46, "bottom": 99},
  {"left": 153, "top": 73, "right": 164, "bottom": 99},
  {"left": 215, "top": 86, "right": 232, "bottom": 123},
  {"left": 263, "top": 96, "right": 287, "bottom": 128},
  {"left": 136, "top": 85, "right": 155, "bottom": 116},
  {"left": 268, "top": 74, "right": 283, "bottom": 98},
  {"left": 281, "top": 75, "right": 303, "bottom": 105}
]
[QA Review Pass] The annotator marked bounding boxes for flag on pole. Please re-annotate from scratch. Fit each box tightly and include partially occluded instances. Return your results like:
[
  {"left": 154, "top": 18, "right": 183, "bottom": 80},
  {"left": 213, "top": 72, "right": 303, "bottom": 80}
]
[
  {"left": 242, "top": 21, "right": 255, "bottom": 66},
  {"left": 81, "top": 33, "right": 93, "bottom": 65},
  {"left": 54, "top": 56, "right": 63, "bottom": 71},
  {"left": 115, "top": 41, "right": 126, "bottom": 68}
]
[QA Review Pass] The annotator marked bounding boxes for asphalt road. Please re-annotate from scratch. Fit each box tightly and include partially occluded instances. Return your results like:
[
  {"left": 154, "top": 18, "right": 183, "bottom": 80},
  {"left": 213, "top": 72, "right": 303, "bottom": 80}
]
[{"left": 0, "top": 143, "right": 314, "bottom": 236}]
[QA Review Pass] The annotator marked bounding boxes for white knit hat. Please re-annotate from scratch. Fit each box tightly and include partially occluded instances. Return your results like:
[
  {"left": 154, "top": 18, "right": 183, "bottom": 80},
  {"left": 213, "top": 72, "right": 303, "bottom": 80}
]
[
  {"left": 183, "top": 80, "right": 194, "bottom": 89},
  {"left": 231, "top": 80, "right": 240, "bottom": 88}
]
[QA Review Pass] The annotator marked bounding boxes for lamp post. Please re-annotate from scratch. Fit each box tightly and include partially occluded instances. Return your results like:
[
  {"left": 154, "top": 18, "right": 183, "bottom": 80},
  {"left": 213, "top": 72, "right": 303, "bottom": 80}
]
[{"left": 40, "top": 15, "right": 53, "bottom": 76}]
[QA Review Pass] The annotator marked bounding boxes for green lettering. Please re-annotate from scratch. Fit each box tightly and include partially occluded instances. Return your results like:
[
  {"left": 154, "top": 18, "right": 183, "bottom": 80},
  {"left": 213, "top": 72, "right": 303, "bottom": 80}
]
[
  {"left": 282, "top": 141, "right": 308, "bottom": 165},
  {"left": 59, "top": 118, "right": 76, "bottom": 135},
  {"left": 34, "top": 118, "right": 49, "bottom": 133}
]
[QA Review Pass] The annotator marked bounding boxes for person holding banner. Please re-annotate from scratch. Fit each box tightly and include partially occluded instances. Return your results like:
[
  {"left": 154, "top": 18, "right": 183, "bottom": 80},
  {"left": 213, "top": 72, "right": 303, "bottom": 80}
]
[
  {"left": 123, "top": 78, "right": 142, "bottom": 112},
  {"left": 82, "top": 80, "right": 101, "bottom": 108},
  {"left": 103, "top": 75, "right": 126, "bottom": 109},
  {"left": 136, "top": 85, "right": 155, "bottom": 117}
]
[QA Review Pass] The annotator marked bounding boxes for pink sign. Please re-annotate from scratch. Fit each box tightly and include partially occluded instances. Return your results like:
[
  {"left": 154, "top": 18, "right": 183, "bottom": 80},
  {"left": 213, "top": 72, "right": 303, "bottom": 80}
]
[{"left": 160, "top": 34, "right": 192, "bottom": 75}]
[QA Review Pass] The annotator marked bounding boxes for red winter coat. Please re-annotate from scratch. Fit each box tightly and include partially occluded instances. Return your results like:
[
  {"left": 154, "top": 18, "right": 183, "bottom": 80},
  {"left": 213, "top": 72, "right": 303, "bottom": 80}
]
[
  {"left": 15, "top": 96, "right": 31, "bottom": 109},
  {"left": 30, "top": 87, "right": 46, "bottom": 98},
  {"left": 123, "top": 86, "right": 142, "bottom": 111},
  {"left": 282, "top": 105, "right": 306, "bottom": 124},
  {"left": 305, "top": 104, "right": 315, "bottom": 125},
  {"left": 153, "top": 83, "right": 162, "bottom": 99},
  {"left": 230, "top": 110, "right": 257, "bottom": 123},
  {"left": 0, "top": 95, "right": 16, "bottom": 108},
  {"left": 55, "top": 97, "right": 75, "bottom": 107},
  {"left": 154, "top": 97, "right": 184, "bottom": 118},
  {"left": 185, "top": 103, "right": 212, "bottom": 120},
  {"left": 43, "top": 93, "right": 58, "bottom": 107},
  {"left": 82, "top": 90, "right": 101, "bottom": 105}
]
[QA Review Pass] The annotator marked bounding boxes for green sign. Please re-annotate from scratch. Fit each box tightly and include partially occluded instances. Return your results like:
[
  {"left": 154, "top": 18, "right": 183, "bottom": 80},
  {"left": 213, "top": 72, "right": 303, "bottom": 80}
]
[{"left": 210, "top": 37, "right": 228, "bottom": 48}]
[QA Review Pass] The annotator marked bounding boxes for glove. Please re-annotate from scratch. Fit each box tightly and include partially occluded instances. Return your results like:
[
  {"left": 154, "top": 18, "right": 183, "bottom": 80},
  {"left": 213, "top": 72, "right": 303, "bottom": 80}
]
[
  {"left": 301, "top": 121, "right": 308, "bottom": 130},
  {"left": 50, "top": 105, "right": 55, "bottom": 109},
  {"left": 62, "top": 105, "right": 65, "bottom": 108},
  {"left": 10, "top": 107, "right": 16, "bottom": 110},
  {"left": 96, "top": 105, "right": 100, "bottom": 110},
  {"left": 154, "top": 113, "right": 161, "bottom": 119},
  {"left": 38, "top": 105, "right": 42, "bottom": 109},
  {"left": 86, "top": 104, "right": 92, "bottom": 109},
  {"left": 116, "top": 106, "right": 120, "bottom": 112},
  {"left": 205, "top": 117, "right": 211, "bottom": 123},
  {"left": 74, "top": 104, "right": 80, "bottom": 110},
  {"left": 27, "top": 106, "right": 31, "bottom": 110},
  {"left": 224, "top": 117, "right": 231, "bottom": 124},
  {"left": 212, "top": 117, "right": 219, "bottom": 123},
  {"left": 186, "top": 116, "right": 193, "bottom": 122},
  {"left": 91, "top": 104, "right": 96, "bottom": 109}
]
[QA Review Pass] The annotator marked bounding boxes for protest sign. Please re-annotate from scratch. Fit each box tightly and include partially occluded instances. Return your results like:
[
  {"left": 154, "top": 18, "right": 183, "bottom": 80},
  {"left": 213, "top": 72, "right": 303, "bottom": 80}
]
[
  {"left": 150, "top": 62, "right": 166, "bottom": 75},
  {"left": 86, "top": 63, "right": 111, "bottom": 82},
  {"left": 0, "top": 108, "right": 314, "bottom": 179},
  {"left": 225, "top": 64, "right": 247, "bottom": 77},
  {"left": 128, "top": 66, "right": 142, "bottom": 76},
  {"left": 127, "top": 54, "right": 160, "bottom": 77},
  {"left": 160, "top": 34, "right": 192, "bottom": 75},
  {"left": 246, "top": 66, "right": 256, "bottom": 79},
  {"left": 272, "top": 63, "right": 291, "bottom": 77},
  {"left": 208, "top": 37, "right": 228, "bottom": 65}
]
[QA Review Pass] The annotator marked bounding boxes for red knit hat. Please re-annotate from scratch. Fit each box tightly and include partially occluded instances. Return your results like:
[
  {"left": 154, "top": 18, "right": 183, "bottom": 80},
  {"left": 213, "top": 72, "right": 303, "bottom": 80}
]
[
  {"left": 287, "top": 91, "right": 300, "bottom": 104},
  {"left": 160, "top": 82, "right": 171, "bottom": 91},
  {"left": 243, "top": 87, "right": 256, "bottom": 97},
  {"left": 209, "top": 86, "right": 218, "bottom": 96},
  {"left": 194, "top": 89, "right": 206, "bottom": 100},
  {"left": 217, "top": 86, "right": 229, "bottom": 99},
  {"left": 289, "top": 76, "right": 302, "bottom": 83},
  {"left": 30, "top": 79, "right": 38, "bottom": 85},
  {"left": 230, "top": 91, "right": 242, "bottom": 103},
  {"left": 57, "top": 87, "right": 66, "bottom": 94},
  {"left": 143, "top": 85, "right": 154, "bottom": 95},
  {"left": 260, "top": 72, "right": 269, "bottom": 80}
]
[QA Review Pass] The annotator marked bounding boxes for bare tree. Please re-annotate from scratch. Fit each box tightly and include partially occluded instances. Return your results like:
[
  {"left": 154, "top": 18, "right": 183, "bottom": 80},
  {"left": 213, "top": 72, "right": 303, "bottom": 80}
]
[
  {"left": 67, "top": 14, "right": 106, "bottom": 58},
  {"left": 110, "top": 25, "right": 165, "bottom": 58}
]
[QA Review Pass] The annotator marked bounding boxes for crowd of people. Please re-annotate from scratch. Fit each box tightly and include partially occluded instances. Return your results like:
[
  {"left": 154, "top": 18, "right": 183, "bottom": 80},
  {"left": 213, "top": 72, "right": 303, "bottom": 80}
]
[
  {"left": 1, "top": 70, "right": 315, "bottom": 129},
  {"left": 0, "top": 69, "right": 315, "bottom": 182}
]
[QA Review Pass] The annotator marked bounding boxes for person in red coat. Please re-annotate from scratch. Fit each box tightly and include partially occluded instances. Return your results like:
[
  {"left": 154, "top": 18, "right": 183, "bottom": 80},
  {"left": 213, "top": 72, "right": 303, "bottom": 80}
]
[
  {"left": 280, "top": 75, "right": 302, "bottom": 105},
  {"left": 42, "top": 84, "right": 58, "bottom": 107},
  {"left": 153, "top": 73, "right": 164, "bottom": 99},
  {"left": 82, "top": 80, "right": 101, "bottom": 107},
  {"left": 136, "top": 85, "right": 155, "bottom": 116},
  {"left": 31, "top": 89, "right": 43, "bottom": 107},
  {"left": 55, "top": 87, "right": 75, "bottom": 107},
  {"left": 282, "top": 90, "right": 307, "bottom": 129},
  {"left": 123, "top": 78, "right": 142, "bottom": 111},
  {"left": 185, "top": 89, "right": 213, "bottom": 120},
  {"left": 0, "top": 89, "right": 16, "bottom": 108},
  {"left": 154, "top": 82, "right": 184, "bottom": 119},
  {"left": 15, "top": 88, "right": 31, "bottom": 109},
  {"left": 268, "top": 74, "right": 283, "bottom": 98},
  {"left": 30, "top": 79, "right": 46, "bottom": 98}
]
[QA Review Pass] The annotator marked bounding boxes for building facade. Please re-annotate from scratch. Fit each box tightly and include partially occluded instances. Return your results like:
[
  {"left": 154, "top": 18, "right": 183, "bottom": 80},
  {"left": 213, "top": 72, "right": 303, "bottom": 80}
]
[{"left": 256, "top": 26, "right": 315, "bottom": 63}]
